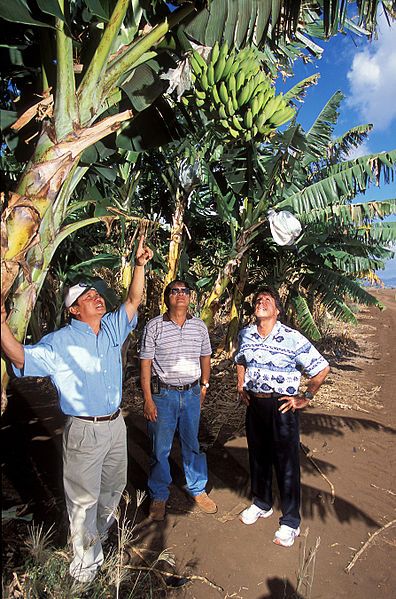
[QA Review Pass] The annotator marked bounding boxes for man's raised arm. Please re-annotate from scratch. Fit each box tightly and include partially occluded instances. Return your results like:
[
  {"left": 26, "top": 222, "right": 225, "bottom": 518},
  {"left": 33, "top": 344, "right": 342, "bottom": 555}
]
[{"left": 124, "top": 235, "right": 154, "bottom": 321}]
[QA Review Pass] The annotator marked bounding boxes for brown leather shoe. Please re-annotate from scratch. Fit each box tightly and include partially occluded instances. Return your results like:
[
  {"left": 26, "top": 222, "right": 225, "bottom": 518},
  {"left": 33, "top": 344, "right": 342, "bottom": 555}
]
[
  {"left": 194, "top": 492, "right": 217, "bottom": 514},
  {"left": 149, "top": 500, "right": 166, "bottom": 521}
]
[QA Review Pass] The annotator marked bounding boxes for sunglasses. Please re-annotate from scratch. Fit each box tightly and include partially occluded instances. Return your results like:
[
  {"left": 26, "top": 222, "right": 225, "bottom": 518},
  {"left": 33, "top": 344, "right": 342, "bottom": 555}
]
[{"left": 169, "top": 287, "right": 191, "bottom": 296}]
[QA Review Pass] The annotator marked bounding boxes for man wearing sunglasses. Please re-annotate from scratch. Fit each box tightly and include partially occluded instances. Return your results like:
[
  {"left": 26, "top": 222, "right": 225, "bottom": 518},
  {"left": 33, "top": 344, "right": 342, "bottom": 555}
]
[
  {"left": 140, "top": 279, "right": 217, "bottom": 521},
  {"left": 1, "top": 236, "right": 153, "bottom": 583}
]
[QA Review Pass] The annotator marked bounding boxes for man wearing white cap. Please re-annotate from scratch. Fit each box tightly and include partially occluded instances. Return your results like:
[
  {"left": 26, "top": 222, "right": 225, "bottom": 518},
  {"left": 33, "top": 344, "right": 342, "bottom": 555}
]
[{"left": 1, "top": 235, "right": 153, "bottom": 583}]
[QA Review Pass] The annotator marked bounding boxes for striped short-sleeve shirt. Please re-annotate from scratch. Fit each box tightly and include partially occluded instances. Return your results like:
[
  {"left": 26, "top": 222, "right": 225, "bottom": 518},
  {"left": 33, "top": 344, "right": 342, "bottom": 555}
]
[{"left": 139, "top": 313, "right": 212, "bottom": 386}]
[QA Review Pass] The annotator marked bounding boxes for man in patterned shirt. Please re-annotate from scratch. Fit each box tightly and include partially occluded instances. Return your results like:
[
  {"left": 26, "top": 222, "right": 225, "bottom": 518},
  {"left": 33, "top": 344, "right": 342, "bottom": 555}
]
[
  {"left": 140, "top": 279, "right": 217, "bottom": 521},
  {"left": 235, "top": 287, "right": 330, "bottom": 547}
]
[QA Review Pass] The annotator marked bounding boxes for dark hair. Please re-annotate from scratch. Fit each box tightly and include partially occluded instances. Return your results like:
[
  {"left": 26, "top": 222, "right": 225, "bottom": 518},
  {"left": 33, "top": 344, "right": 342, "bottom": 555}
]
[
  {"left": 252, "top": 286, "right": 284, "bottom": 318},
  {"left": 164, "top": 279, "right": 190, "bottom": 309}
]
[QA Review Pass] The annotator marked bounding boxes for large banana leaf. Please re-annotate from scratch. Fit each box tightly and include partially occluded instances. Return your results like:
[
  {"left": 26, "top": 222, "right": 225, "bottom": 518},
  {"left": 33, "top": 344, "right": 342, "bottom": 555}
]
[
  {"left": 306, "top": 268, "right": 383, "bottom": 308},
  {"left": 330, "top": 124, "right": 373, "bottom": 161},
  {"left": 291, "top": 294, "right": 321, "bottom": 340},
  {"left": 302, "top": 91, "right": 344, "bottom": 165},
  {"left": 278, "top": 151, "right": 396, "bottom": 213},
  {"left": 183, "top": 0, "right": 387, "bottom": 48},
  {"left": 322, "top": 296, "right": 358, "bottom": 324},
  {"left": 364, "top": 221, "right": 396, "bottom": 243},
  {"left": 300, "top": 199, "right": 396, "bottom": 225},
  {"left": 312, "top": 248, "right": 385, "bottom": 274},
  {"left": 283, "top": 74, "right": 320, "bottom": 103}
]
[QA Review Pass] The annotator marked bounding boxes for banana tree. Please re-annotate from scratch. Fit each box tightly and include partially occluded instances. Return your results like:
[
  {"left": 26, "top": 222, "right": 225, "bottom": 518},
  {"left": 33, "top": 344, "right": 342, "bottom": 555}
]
[
  {"left": 1, "top": 0, "right": 390, "bottom": 314},
  {"left": 0, "top": 0, "right": 197, "bottom": 401},
  {"left": 192, "top": 87, "right": 396, "bottom": 349},
  {"left": 244, "top": 93, "right": 396, "bottom": 341},
  {"left": 222, "top": 252, "right": 249, "bottom": 353},
  {"left": 0, "top": 0, "right": 392, "bottom": 400},
  {"left": 155, "top": 151, "right": 202, "bottom": 308}
]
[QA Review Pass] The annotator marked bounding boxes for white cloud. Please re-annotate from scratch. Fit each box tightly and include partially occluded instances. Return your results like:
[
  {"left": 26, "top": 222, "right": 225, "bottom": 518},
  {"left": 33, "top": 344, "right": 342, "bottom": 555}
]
[
  {"left": 346, "top": 19, "right": 396, "bottom": 130},
  {"left": 346, "top": 140, "right": 371, "bottom": 160}
]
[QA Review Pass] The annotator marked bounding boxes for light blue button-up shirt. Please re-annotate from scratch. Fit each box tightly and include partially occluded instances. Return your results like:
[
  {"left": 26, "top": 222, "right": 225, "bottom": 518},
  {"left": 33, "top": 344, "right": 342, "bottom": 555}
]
[
  {"left": 235, "top": 321, "right": 329, "bottom": 396},
  {"left": 13, "top": 305, "right": 137, "bottom": 416}
]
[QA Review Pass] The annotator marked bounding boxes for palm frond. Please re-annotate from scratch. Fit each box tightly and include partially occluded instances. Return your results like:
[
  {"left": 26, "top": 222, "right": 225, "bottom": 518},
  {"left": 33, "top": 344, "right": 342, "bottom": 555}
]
[
  {"left": 329, "top": 124, "right": 373, "bottom": 161},
  {"left": 291, "top": 294, "right": 322, "bottom": 340},
  {"left": 300, "top": 198, "right": 396, "bottom": 225},
  {"left": 278, "top": 151, "right": 396, "bottom": 213},
  {"left": 302, "top": 91, "right": 344, "bottom": 165}
]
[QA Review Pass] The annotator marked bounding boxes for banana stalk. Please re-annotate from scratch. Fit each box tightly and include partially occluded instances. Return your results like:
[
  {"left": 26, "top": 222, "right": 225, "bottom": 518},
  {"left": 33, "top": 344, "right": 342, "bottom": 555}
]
[
  {"left": 161, "top": 188, "right": 188, "bottom": 312},
  {"left": 200, "top": 244, "right": 249, "bottom": 328},
  {"left": 224, "top": 253, "right": 249, "bottom": 356},
  {"left": 54, "top": 0, "right": 78, "bottom": 139}
]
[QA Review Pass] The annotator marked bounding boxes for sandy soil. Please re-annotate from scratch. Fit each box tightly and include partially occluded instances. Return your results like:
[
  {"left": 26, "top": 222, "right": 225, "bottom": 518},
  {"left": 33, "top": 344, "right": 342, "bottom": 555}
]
[{"left": 2, "top": 288, "right": 395, "bottom": 598}]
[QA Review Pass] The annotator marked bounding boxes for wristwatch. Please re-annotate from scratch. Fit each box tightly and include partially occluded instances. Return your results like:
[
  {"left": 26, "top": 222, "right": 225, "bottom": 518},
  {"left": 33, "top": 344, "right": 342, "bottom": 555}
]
[
  {"left": 200, "top": 381, "right": 210, "bottom": 389},
  {"left": 303, "top": 391, "right": 314, "bottom": 400}
]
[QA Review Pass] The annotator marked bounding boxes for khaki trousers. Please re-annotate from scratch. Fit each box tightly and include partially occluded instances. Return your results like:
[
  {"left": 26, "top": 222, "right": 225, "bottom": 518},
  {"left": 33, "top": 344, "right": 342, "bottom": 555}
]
[{"left": 62, "top": 413, "right": 127, "bottom": 582}]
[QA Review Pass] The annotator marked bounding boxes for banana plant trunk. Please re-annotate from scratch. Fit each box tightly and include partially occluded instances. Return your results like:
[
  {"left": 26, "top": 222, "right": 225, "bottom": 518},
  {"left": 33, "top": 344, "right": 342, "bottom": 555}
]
[
  {"left": 1, "top": 1, "right": 196, "bottom": 408},
  {"left": 200, "top": 219, "right": 262, "bottom": 328},
  {"left": 161, "top": 188, "right": 188, "bottom": 311},
  {"left": 200, "top": 246, "right": 248, "bottom": 328},
  {"left": 224, "top": 253, "right": 249, "bottom": 356}
]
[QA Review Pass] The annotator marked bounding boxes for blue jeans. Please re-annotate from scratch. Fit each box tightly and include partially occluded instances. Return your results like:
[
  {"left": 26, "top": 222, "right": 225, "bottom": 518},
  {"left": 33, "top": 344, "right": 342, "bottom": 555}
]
[{"left": 147, "top": 384, "right": 208, "bottom": 501}]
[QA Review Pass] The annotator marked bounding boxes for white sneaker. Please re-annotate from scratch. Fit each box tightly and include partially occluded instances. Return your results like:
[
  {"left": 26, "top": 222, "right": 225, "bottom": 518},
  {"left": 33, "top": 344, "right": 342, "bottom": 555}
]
[
  {"left": 273, "top": 524, "right": 300, "bottom": 547},
  {"left": 239, "top": 504, "right": 273, "bottom": 525}
]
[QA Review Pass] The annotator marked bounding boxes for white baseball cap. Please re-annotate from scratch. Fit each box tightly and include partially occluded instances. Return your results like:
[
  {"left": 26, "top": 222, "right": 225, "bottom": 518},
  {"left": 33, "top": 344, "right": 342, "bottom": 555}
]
[
  {"left": 64, "top": 282, "right": 95, "bottom": 308},
  {"left": 268, "top": 209, "right": 302, "bottom": 246}
]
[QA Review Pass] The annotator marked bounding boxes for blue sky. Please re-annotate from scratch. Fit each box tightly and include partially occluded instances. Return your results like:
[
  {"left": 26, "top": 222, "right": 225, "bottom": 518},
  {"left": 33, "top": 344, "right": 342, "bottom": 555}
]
[{"left": 277, "top": 15, "right": 396, "bottom": 286}]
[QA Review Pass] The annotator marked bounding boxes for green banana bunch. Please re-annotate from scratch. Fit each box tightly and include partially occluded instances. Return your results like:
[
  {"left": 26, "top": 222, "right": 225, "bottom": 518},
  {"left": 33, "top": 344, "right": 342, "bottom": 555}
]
[{"left": 187, "top": 43, "right": 295, "bottom": 142}]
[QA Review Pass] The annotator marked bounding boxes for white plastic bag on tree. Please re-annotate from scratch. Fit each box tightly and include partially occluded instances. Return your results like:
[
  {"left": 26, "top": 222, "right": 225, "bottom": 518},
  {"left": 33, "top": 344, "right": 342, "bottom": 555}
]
[{"left": 267, "top": 209, "right": 302, "bottom": 246}]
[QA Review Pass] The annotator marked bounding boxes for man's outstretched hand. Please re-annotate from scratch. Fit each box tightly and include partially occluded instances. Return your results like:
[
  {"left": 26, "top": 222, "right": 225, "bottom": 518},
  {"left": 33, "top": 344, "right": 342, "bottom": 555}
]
[{"left": 135, "top": 235, "right": 154, "bottom": 266}]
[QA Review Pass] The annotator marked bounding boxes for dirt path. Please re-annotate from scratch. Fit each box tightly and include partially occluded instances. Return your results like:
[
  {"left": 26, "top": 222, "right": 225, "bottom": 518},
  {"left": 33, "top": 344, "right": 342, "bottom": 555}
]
[
  {"left": 2, "top": 290, "right": 395, "bottom": 598},
  {"left": 125, "top": 288, "right": 396, "bottom": 598}
]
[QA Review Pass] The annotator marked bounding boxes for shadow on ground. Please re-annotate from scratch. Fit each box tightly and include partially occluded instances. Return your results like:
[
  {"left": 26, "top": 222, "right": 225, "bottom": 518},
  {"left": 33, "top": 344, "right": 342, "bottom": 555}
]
[{"left": 1, "top": 370, "right": 392, "bottom": 585}]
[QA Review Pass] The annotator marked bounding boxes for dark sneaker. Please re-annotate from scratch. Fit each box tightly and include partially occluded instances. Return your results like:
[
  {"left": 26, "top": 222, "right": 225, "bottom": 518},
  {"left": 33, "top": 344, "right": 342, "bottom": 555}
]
[
  {"left": 149, "top": 500, "right": 166, "bottom": 521},
  {"left": 194, "top": 492, "right": 217, "bottom": 514}
]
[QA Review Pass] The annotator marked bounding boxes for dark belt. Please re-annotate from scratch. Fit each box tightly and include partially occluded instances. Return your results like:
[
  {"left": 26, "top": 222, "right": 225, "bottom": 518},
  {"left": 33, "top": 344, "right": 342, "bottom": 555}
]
[
  {"left": 74, "top": 408, "right": 120, "bottom": 423},
  {"left": 249, "top": 391, "right": 280, "bottom": 398},
  {"left": 160, "top": 379, "right": 199, "bottom": 392}
]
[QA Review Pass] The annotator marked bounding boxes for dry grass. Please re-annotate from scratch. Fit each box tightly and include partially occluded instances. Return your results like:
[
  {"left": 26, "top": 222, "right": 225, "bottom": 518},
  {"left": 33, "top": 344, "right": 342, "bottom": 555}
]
[
  {"left": 313, "top": 310, "right": 382, "bottom": 413},
  {"left": 2, "top": 492, "right": 176, "bottom": 599}
]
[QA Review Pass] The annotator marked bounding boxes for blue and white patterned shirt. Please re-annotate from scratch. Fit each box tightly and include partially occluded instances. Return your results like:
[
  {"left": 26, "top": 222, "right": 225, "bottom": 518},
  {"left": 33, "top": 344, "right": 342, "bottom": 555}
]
[
  {"left": 234, "top": 321, "right": 329, "bottom": 396},
  {"left": 13, "top": 305, "right": 137, "bottom": 416}
]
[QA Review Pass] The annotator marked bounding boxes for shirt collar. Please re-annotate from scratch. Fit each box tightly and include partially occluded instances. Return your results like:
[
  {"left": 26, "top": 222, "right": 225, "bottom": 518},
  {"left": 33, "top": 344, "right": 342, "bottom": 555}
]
[
  {"left": 163, "top": 312, "right": 193, "bottom": 321},
  {"left": 70, "top": 317, "right": 98, "bottom": 335},
  {"left": 251, "top": 320, "right": 281, "bottom": 340}
]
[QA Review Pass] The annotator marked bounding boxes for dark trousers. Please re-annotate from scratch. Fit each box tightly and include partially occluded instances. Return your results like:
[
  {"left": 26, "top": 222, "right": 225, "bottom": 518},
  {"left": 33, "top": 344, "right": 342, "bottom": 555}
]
[{"left": 246, "top": 394, "right": 301, "bottom": 529}]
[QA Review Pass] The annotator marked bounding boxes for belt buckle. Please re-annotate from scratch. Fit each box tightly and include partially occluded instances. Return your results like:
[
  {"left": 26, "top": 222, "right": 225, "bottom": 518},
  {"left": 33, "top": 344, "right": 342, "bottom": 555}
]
[{"left": 176, "top": 385, "right": 184, "bottom": 391}]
